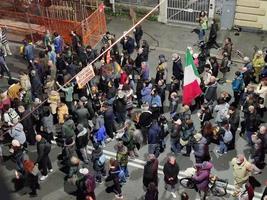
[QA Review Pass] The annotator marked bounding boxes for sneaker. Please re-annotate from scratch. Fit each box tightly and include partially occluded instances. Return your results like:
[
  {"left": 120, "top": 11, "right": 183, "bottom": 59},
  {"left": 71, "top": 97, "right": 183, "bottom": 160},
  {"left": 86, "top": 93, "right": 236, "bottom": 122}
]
[
  {"left": 224, "top": 151, "right": 228, "bottom": 154},
  {"left": 40, "top": 175, "right": 48, "bottom": 181},
  {"left": 254, "top": 171, "right": 262, "bottom": 175},
  {"left": 171, "top": 192, "right": 177, "bottom": 198},
  {"left": 115, "top": 194, "right": 123, "bottom": 199},
  {"left": 216, "top": 150, "right": 223, "bottom": 155},
  {"left": 51, "top": 140, "right": 57, "bottom": 145},
  {"left": 49, "top": 169, "right": 53, "bottom": 173}
]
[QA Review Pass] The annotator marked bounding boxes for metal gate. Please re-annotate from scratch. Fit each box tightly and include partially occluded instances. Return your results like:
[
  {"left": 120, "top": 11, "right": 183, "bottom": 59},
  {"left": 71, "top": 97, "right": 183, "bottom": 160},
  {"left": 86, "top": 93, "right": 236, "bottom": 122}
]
[{"left": 167, "top": 0, "right": 210, "bottom": 25}]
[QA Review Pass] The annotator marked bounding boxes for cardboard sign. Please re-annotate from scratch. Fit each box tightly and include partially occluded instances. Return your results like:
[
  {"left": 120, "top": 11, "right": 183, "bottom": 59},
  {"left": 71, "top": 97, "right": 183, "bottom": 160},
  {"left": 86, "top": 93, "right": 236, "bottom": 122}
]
[{"left": 76, "top": 65, "right": 95, "bottom": 88}]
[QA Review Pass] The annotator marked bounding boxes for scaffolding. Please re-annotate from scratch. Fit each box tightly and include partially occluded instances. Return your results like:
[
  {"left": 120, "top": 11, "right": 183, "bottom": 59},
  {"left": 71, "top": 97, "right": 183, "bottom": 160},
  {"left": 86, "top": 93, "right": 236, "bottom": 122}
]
[{"left": 0, "top": 0, "right": 107, "bottom": 47}]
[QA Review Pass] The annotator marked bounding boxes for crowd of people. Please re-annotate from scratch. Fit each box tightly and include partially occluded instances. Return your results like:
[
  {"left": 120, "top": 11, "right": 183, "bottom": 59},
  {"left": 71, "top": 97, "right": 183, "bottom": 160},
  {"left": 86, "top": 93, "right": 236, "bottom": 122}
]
[{"left": 0, "top": 10, "right": 267, "bottom": 200}]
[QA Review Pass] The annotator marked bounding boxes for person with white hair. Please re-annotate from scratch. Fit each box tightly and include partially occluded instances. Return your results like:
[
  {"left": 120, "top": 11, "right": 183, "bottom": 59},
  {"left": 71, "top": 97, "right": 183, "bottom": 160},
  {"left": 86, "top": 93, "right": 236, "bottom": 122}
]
[
  {"left": 8, "top": 118, "right": 26, "bottom": 147},
  {"left": 242, "top": 56, "right": 254, "bottom": 86}
]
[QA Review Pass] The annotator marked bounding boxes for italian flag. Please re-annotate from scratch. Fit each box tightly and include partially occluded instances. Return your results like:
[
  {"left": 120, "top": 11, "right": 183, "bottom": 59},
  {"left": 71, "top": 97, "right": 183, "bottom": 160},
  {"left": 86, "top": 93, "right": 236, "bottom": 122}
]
[{"left": 182, "top": 48, "right": 202, "bottom": 105}]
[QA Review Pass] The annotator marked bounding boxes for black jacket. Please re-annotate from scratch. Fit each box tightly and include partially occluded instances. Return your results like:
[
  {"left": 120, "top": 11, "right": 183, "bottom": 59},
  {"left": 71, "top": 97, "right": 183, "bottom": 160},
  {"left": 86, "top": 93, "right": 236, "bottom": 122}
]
[
  {"left": 76, "top": 128, "right": 88, "bottom": 149},
  {"left": 36, "top": 138, "right": 51, "bottom": 164},
  {"left": 172, "top": 59, "right": 183, "bottom": 80},
  {"left": 143, "top": 159, "right": 158, "bottom": 187},
  {"left": 114, "top": 98, "right": 127, "bottom": 113},
  {"left": 163, "top": 162, "right": 179, "bottom": 185}
]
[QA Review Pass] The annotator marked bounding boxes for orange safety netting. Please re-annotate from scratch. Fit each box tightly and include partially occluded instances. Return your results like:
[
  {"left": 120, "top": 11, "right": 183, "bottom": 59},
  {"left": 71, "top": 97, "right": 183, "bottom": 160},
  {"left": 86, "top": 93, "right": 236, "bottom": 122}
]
[{"left": 0, "top": 5, "right": 106, "bottom": 47}]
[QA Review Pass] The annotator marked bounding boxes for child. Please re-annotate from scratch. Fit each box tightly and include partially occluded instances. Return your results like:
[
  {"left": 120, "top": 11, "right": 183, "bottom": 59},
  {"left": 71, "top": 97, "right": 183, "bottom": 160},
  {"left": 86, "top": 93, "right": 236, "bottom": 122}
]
[
  {"left": 91, "top": 143, "right": 106, "bottom": 184},
  {"left": 115, "top": 140, "right": 129, "bottom": 183}
]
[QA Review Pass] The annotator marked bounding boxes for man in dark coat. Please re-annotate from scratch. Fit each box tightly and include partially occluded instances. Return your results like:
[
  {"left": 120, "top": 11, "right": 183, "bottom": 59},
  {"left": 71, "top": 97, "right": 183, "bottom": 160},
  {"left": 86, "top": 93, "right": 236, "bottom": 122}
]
[
  {"left": 18, "top": 105, "right": 36, "bottom": 145},
  {"left": 103, "top": 102, "right": 116, "bottom": 140},
  {"left": 204, "top": 76, "right": 217, "bottom": 104},
  {"left": 36, "top": 134, "right": 52, "bottom": 181},
  {"left": 138, "top": 104, "right": 153, "bottom": 144},
  {"left": 207, "top": 19, "right": 220, "bottom": 49},
  {"left": 143, "top": 154, "right": 158, "bottom": 188},
  {"left": 163, "top": 156, "right": 179, "bottom": 198},
  {"left": 73, "top": 100, "right": 90, "bottom": 128},
  {"left": 172, "top": 53, "right": 183, "bottom": 89},
  {"left": 148, "top": 120, "right": 161, "bottom": 158},
  {"left": 120, "top": 34, "right": 135, "bottom": 55},
  {"left": 133, "top": 24, "right": 143, "bottom": 48}
]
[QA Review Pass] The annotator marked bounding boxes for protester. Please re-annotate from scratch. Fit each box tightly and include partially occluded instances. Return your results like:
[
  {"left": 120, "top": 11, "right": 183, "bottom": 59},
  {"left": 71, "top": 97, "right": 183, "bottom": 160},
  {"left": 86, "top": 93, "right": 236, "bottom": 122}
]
[
  {"left": 143, "top": 154, "right": 158, "bottom": 188},
  {"left": 163, "top": 156, "right": 179, "bottom": 198},
  {"left": 0, "top": 19, "right": 267, "bottom": 200},
  {"left": 35, "top": 134, "right": 53, "bottom": 181}
]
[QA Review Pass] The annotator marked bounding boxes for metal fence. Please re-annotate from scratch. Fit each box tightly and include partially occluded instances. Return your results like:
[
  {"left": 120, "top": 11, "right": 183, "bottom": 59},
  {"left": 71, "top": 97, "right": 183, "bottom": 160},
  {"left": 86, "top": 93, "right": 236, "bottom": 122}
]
[
  {"left": 115, "top": 0, "right": 158, "bottom": 7},
  {"left": 167, "top": 0, "right": 210, "bottom": 25}
]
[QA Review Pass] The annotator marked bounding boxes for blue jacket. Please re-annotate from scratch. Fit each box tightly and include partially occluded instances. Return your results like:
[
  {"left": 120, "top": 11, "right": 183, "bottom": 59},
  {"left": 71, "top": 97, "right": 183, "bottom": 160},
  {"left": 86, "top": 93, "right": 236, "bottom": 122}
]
[
  {"left": 94, "top": 126, "right": 107, "bottom": 142},
  {"left": 232, "top": 75, "right": 244, "bottom": 92},
  {"left": 148, "top": 121, "right": 161, "bottom": 144},
  {"left": 150, "top": 95, "right": 162, "bottom": 107},
  {"left": 141, "top": 84, "right": 152, "bottom": 103},
  {"left": 54, "top": 36, "right": 63, "bottom": 54},
  {"left": 24, "top": 44, "right": 34, "bottom": 61}
]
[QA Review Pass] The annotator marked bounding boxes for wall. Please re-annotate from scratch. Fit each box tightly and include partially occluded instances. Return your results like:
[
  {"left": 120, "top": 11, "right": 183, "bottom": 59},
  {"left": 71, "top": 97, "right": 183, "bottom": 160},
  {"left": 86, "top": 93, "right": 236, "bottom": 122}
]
[{"left": 234, "top": 0, "right": 267, "bottom": 30}]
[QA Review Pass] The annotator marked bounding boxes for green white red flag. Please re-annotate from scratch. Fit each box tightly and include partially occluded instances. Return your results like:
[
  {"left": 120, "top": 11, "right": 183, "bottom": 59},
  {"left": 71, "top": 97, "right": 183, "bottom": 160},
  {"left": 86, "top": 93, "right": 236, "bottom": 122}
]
[{"left": 182, "top": 48, "right": 202, "bottom": 105}]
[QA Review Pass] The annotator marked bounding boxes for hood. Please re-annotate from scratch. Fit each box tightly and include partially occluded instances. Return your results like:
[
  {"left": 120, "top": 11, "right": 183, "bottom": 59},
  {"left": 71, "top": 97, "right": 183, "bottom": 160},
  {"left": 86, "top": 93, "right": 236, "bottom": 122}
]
[
  {"left": 199, "top": 137, "right": 207, "bottom": 144},
  {"left": 77, "top": 127, "right": 87, "bottom": 137},
  {"left": 201, "top": 161, "right": 213, "bottom": 170}
]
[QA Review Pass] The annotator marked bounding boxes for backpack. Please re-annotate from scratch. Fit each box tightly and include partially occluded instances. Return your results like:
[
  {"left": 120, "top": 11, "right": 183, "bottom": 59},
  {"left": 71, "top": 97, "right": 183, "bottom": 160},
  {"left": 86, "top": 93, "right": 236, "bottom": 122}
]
[
  {"left": 8, "top": 108, "right": 19, "bottom": 122},
  {"left": 232, "top": 77, "right": 244, "bottom": 92},
  {"left": 97, "top": 154, "right": 106, "bottom": 166},
  {"left": 112, "top": 166, "right": 125, "bottom": 182},
  {"left": 85, "top": 174, "right": 96, "bottom": 193},
  {"left": 218, "top": 105, "right": 229, "bottom": 121},
  {"left": 222, "top": 128, "right": 233, "bottom": 143}
]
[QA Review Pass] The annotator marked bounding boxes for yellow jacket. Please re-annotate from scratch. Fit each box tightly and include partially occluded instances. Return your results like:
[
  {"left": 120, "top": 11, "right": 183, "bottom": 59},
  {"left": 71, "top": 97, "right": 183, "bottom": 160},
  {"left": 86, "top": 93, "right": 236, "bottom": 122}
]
[
  {"left": 57, "top": 103, "right": 69, "bottom": 124},
  {"left": 48, "top": 91, "right": 60, "bottom": 114},
  {"left": 7, "top": 83, "right": 22, "bottom": 100},
  {"left": 252, "top": 56, "right": 265, "bottom": 69}
]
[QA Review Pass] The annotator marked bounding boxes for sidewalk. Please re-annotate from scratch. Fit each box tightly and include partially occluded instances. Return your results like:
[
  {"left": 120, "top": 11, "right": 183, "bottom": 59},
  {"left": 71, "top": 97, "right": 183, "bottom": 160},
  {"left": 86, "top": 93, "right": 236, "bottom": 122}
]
[{"left": 107, "top": 16, "right": 267, "bottom": 61}]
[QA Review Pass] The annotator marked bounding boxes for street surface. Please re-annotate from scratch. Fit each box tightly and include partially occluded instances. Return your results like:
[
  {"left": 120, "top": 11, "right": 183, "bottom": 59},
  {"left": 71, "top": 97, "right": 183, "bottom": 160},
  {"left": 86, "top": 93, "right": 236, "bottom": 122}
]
[{"left": 1, "top": 16, "right": 267, "bottom": 200}]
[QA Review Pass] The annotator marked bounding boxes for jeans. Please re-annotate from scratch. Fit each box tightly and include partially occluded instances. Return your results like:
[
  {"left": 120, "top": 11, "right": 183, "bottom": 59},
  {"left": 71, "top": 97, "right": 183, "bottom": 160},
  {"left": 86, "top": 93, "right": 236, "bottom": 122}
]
[
  {"left": 148, "top": 143, "right": 160, "bottom": 158},
  {"left": 198, "top": 29, "right": 205, "bottom": 41},
  {"left": 246, "top": 131, "right": 253, "bottom": 145},
  {"left": 40, "top": 154, "right": 52, "bottom": 176},
  {"left": 15, "top": 153, "right": 24, "bottom": 174},
  {"left": 116, "top": 112, "right": 126, "bottom": 124},
  {"left": 79, "top": 147, "right": 89, "bottom": 163},
  {"left": 120, "top": 166, "right": 129, "bottom": 183},
  {"left": 170, "top": 101, "right": 178, "bottom": 114},
  {"left": 170, "top": 138, "right": 180, "bottom": 154},
  {"left": 219, "top": 140, "right": 228, "bottom": 153}
]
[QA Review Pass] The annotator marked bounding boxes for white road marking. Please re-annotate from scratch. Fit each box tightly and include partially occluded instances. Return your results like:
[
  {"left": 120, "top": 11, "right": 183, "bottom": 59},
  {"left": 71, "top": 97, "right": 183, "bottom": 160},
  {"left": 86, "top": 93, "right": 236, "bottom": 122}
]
[{"left": 87, "top": 146, "right": 263, "bottom": 199}]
